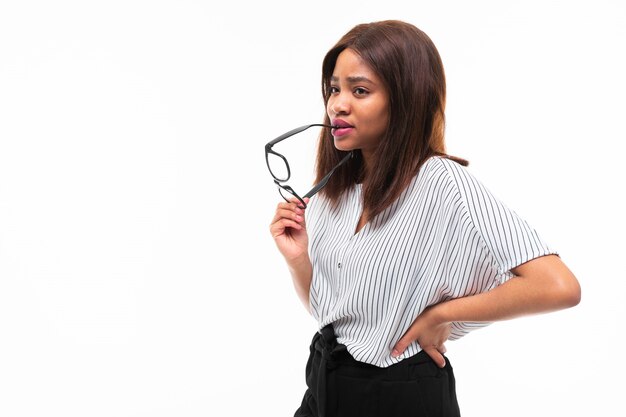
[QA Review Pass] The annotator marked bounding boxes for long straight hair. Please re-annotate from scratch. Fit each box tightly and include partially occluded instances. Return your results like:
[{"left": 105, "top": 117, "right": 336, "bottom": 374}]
[{"left": 315, "top": 20, "right": 467, "bottom": 219}]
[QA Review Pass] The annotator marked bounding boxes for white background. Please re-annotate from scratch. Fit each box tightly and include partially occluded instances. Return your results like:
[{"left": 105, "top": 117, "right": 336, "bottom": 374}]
[{"left": 1, "top": 0, "right": 624, "bottom": 415}]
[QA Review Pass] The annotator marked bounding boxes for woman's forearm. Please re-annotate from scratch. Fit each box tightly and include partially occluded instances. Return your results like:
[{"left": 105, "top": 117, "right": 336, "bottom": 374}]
[
  {"left": 436, "top": 254, "right": 581, "bottom": 324},
  {"left": 392, "top": 254, "right": 580, "bottom": 363},
  {"left": 287, "top": 255, "right": 313, "bottom": 312}
]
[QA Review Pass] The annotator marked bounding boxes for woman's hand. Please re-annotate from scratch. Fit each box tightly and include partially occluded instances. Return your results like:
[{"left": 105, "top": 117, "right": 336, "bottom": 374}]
[
  {"left": 269, "top": 197, "right": 309, "bottom": 263},
  {"left": 270, "top": 197, "right": 313, "bottom": 310},
  {"left": 392, "top": 304, "right": 451, "bottom": 368}
]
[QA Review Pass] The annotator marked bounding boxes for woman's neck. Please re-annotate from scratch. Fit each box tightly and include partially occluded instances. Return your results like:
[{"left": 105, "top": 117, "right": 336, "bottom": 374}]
[{"left": 360, "top": 149, "right": 374, "bottom": 179}]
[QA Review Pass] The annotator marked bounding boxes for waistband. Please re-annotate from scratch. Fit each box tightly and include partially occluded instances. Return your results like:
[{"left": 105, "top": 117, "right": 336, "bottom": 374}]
[
  {"left": 309, "top": 324, "right": 443, "bottom": 417},
  {"left": 313, "top": 324, "right": 434, "bottom": 376}
]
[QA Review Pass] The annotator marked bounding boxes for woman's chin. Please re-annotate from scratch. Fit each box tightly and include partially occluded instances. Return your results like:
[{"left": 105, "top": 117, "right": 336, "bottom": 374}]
[{"left": 333, "top": 139, "right": 354, "bottom": 152}]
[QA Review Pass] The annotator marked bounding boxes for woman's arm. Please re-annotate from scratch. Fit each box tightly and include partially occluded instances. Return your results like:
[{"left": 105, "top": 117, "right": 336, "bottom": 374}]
[
  {"left": 269, "top": 198, "right": 313, "bottom": 312},
  {"left": 392, "top": 254, "right": 581, "bottom": 366},
  {"left": 438, "top": 254, "right": 580, "bottom": 322},
  {"left": 285, "top": 254, "right": 313, "bottom": 312}
]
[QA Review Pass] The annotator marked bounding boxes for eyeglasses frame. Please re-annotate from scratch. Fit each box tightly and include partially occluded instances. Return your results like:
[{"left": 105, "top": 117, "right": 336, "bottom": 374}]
[{"left": 265, "top": 123, "right": 353, "bottom": 208}]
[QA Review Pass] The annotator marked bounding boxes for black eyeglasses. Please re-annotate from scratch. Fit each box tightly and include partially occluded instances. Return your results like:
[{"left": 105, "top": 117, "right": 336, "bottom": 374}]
[{"left": 265, "top": 123, "right": 352, "bottom": 209}]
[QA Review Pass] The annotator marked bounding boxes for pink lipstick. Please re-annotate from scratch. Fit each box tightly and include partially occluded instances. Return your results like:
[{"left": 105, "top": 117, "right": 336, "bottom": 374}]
[{"left": 331, "top": 119, "right": 354, "bottom": 137}]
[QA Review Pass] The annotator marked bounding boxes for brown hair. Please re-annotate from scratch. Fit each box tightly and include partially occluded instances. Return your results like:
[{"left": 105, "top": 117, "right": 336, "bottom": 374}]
[{"left": 315, "top": 20, "right": 467, "bottom": 219}]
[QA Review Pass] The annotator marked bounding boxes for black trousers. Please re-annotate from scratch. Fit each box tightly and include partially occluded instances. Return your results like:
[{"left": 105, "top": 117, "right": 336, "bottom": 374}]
[{"left": 294, "top": 324, "right": 461, "bottom": 417}]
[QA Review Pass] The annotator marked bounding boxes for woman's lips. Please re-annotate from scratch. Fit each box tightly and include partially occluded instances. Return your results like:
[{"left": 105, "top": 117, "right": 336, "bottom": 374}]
[
  {"left": 331, "top": 119, "right": 353, "bottom": 137},
  {"left": 332, "top": 126, "right": 353, "bottom": 137}
]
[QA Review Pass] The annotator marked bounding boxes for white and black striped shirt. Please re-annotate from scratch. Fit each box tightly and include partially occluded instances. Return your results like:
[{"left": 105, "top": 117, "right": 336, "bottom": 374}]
[{"left": 307, "top": 156, "right": 556, "bottom": 368}]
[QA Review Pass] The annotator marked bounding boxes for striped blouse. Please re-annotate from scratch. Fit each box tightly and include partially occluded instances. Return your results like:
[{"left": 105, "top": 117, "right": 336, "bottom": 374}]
[{"left": 306, "top": 156, "right": 556, "bottom": 368}]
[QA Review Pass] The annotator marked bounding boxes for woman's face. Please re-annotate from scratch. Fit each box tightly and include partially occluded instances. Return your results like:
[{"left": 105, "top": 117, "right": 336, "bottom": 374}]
[{"left": 326, "top": 48, "right": 390, "bottom": 159}]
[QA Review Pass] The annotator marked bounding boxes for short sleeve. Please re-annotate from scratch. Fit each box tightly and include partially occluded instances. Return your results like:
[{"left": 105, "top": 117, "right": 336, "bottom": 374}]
[{"left": 440, "top": 159, "right": 557, "bottom": 278}]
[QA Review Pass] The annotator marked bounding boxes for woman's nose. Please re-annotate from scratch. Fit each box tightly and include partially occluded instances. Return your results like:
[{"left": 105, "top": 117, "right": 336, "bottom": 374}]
[{"left": 329, "top": 95, "right": 350, "bottom": 116}]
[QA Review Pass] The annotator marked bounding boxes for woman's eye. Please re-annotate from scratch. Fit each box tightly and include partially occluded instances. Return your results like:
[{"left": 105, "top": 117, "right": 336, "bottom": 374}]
[
  {"left": 354, "top": 87, "right": 368, "bottom": 96},
  {"left": 329, "top": 86, "right": 339, "bottom": 94}
]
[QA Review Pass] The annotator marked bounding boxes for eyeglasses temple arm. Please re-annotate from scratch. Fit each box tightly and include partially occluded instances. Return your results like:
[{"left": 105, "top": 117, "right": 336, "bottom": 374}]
[
  {"left": 265, "top": 123, "right": 335, "bottom": 150},
  {"left": 303, "top": 151, "right": 353, "bottom": 199}
]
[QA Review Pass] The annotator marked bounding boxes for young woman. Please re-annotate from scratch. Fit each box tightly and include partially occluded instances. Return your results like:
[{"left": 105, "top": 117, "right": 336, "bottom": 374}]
[{"left": 268, "top": 20, "right": 580, "bottom": 417}]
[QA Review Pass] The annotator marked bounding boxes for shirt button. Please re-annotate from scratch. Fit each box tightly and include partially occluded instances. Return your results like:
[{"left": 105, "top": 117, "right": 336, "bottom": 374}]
[{"left": 338, "top": 263, "right": 342, "bottom": 269}]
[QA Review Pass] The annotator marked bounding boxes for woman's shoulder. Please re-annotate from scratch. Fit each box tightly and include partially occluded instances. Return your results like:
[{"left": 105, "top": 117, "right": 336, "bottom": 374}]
[
  {"left": 417, "top": 155, "right": 471, "bottom": 187},
  {"left": 422, "top": 155, "right": 480, "bottom": 187},
  {"left": 394, "top": 156, "right": 464, "bottom": 209},
  {"left": 425, "top": 154, "right": 468, "bottom": 173},
  {"left": 409, "top": 155, "right": 490, "bottom": 208}
]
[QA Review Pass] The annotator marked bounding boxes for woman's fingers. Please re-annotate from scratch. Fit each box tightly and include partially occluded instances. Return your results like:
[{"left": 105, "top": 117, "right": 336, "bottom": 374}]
[
  {"left": 270, "top": 197, "right": 311, "bottom": 261},
  {"left": 270, "top": 198, "right": 310, "bottom": 241},
  {"left": 270, "top": 198, "right": 309, "bottom": 230},
  {"left": 393, "top": 335, "right": 447, "bottom": 368},
  {"left": 271, "top": 208, "right": 304, "bottom": 225},
  {"left": 270, "top": 210, "right": 306, "bottom": 239},
  {"left": 270, "top": 218, "right": 303, "bottom": 237},
  {"left": 391, "top": 305, "right": 451, "bottom": 368},
  {"left": 422, "top": 346, "right": 446, "bottom": 368},
  {"left": 272, "top": 200, "right": 303, "bottom": 219},
  {"left": 391, "top": 333, "right": 413, "bottom": 358}
]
